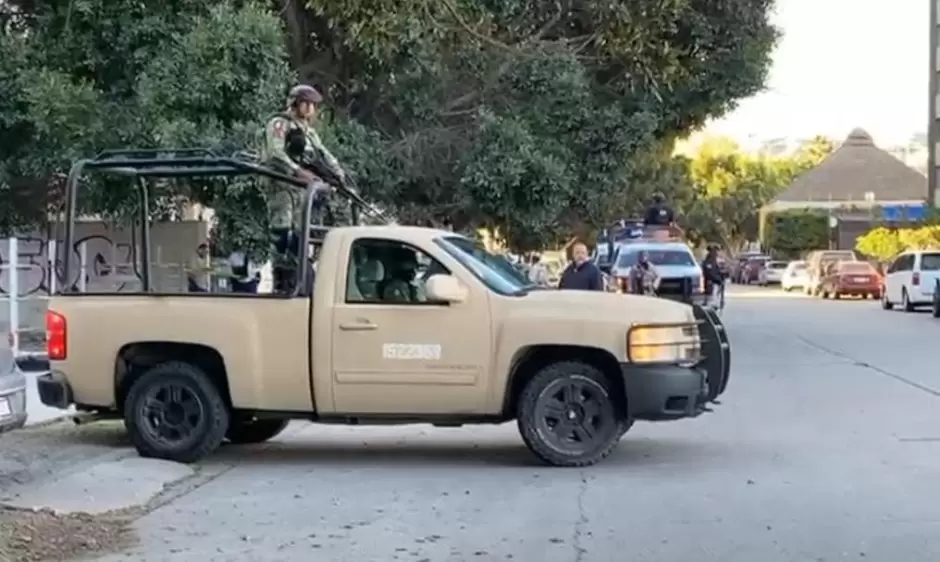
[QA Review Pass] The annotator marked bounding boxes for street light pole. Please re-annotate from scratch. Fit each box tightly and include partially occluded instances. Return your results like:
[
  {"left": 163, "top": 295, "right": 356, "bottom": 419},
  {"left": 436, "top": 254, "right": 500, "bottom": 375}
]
[{"left": 929, "top": 0, "right": 938, "bottom": 207}]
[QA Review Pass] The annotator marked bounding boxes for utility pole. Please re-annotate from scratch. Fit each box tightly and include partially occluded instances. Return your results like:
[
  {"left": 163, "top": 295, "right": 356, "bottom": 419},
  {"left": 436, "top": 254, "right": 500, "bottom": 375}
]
[{"left": 929, "top": 0, "right": 938, "bottom": 207}]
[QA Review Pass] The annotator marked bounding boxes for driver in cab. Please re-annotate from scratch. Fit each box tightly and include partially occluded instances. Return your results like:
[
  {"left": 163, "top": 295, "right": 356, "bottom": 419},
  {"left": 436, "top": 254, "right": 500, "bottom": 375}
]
[{"left": 381, "top": 247, "right": 424, "bottom": 303}]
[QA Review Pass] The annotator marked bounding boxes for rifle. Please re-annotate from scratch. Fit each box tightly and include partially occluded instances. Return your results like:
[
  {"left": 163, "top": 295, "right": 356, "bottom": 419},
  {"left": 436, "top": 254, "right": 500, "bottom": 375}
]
[{"left": 284, "top": 128, "right": 381, "bottom": 223}]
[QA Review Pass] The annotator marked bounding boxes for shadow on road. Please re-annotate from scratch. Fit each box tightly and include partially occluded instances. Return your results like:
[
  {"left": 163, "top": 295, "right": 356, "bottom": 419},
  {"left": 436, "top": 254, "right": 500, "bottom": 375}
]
[{"left": 204, "top": 433, "right": 737, "bottom": 471}]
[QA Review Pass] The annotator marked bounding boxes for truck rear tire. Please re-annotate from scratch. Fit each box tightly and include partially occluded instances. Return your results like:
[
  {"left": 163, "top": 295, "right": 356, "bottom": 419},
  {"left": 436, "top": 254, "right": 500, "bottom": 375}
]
[
  {"left": 123, "top": 361, "right": 230, "bottom": 464},
  {"left": 517, "top": 361, "right": 622, "bottom": 467},
  {"left": 226, "top": 418, "right": 289, "bottom": 444}
]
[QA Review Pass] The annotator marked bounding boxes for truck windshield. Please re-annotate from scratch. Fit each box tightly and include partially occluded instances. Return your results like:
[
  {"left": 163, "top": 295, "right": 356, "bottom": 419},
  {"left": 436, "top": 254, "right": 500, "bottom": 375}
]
[{"left": 436, "top": 236, "right": 530, "bottom": 295}]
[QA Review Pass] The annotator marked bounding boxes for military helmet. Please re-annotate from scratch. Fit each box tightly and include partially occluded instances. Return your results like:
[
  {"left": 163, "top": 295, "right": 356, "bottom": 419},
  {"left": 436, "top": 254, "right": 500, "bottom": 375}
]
[
  {"left": 287, "top": 84, "right": 323, "bottom": 107},
  {"left": 651, "top": 191, "right": 665, "bottom": 203}
]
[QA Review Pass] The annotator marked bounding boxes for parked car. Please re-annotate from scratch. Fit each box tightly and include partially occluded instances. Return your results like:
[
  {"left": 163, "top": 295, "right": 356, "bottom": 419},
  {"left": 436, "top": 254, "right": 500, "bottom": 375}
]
[
  {"left": 739, "top": 255, "right": 770, "bottom": 284},
  {"left": 882, "top": 250, "right": 940, "bottom": 311},
  {"left": 730, "top": 252, "right": 765, "bottom": 283},
  {"left": 818, "top": 261, "right": 882, "bottom": 300},
  {"left": 759, "top": 260, "right": 788, "bottom": 285},
  {"left": 781, "top": 260, "right": 810, "bottom": 292},
  {"left": 0, "top": 333, "right": 27, "bottom": 433},
  {"left": 805, "top": 250, "right": 858, "bottom": 296}
]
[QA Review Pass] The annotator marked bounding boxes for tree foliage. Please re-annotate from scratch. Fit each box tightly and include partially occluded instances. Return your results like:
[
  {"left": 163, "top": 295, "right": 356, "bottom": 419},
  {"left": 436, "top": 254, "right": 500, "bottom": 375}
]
[
  {"left": 678, "top": 136, "right": 835, "bottom": 251},
  {"left": 1, "top": 0, "right": 780, "bottom": 253},
  {"left": 856, "top": 225, "right": 940, "bottom": 261},
  {"left": 0, "top": 0, "right": 293, "bottom": 250},
  {"left": 763, "top": 210, "right": 828, "bottom": 258},
  {"left": 285, "top": 0, "right": 780, "bottom": 251}
]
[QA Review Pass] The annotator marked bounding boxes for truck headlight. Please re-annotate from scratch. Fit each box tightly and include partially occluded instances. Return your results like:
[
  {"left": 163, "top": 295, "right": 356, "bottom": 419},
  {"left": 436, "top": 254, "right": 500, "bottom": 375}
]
[{"left": 627, "top": 323, "right": 701, "bottom": 364}]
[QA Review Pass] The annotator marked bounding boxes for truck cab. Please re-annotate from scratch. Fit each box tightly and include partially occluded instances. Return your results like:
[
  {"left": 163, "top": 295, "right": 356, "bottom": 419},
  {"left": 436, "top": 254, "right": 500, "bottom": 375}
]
[{"left": 36, "top": 149, "right": 732, "bottom": 467}]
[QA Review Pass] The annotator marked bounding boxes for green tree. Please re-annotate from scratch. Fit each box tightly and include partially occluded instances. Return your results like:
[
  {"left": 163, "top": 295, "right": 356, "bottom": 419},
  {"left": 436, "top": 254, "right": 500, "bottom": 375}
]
[
  {"left": 287, "top": 0, "right": 779, "bottom": 251},
  {"left": 855, "top": 227, "right": 905, "bottom": 261},
  {"left": 0, "top": 0, "right": 292, "bottom": 252},
  {"left": 1, "top": 0, "right": 780, "bottom": 254},
  {"left": 763, "top": 210, "right": 828, "bottom": 258},
  {"left": 679, "top": 136, "right": 834, "bottom": 251}
]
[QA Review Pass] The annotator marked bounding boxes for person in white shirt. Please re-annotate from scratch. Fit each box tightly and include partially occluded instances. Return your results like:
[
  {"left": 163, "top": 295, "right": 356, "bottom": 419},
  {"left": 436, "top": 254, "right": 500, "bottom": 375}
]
[
  {"left": 528, "top": 255, "right": 551, "bottom": 287},
  {"left": 228, "top": 251, "right": 260, "bottom": 294}
]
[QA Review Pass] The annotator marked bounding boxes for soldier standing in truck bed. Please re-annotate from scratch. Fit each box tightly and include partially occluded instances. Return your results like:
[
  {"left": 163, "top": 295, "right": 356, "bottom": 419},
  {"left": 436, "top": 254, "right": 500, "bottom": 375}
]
[{"left": 260, "top": 84, "right": 349, "bottom": 290}]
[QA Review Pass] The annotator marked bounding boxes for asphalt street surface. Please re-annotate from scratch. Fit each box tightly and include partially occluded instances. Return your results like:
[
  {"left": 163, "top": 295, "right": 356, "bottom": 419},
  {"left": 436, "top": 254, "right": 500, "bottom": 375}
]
[{"left": 2, "top": 285, "right": 940, "bottom": 561}]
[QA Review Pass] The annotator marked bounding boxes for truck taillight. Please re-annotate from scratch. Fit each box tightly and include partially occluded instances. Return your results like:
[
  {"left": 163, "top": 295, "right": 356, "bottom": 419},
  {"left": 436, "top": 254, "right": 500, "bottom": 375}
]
[
  {"left": 913, "top": 272, "right": 920, "bottom": 286},
  {"left": 46, "top": 310, "right": 67, "bottom": 360}
]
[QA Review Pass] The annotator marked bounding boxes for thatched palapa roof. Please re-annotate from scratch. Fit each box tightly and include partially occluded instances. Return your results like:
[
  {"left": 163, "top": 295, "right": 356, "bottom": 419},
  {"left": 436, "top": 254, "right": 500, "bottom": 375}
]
[{"left": 772, "top": 128, "right": 926, "bottom": 204}]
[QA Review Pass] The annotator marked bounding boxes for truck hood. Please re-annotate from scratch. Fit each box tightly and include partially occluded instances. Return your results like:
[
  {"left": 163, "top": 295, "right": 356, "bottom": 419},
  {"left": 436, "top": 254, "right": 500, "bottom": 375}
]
[
  {"left": 612, "top": 265, "right": 701, "bottom": 279},
  {"left": 495, "top": 290, "right": 696, "bottom": 361},
  {"left": 512, "top": 289, "right": 694, "bottom": 323}
]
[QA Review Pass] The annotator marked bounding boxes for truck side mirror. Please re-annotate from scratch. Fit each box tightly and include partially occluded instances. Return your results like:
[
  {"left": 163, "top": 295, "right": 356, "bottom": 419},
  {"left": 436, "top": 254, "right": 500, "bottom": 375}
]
[{"left": 425, "top": 274, "right": 467, "bottom": 303}]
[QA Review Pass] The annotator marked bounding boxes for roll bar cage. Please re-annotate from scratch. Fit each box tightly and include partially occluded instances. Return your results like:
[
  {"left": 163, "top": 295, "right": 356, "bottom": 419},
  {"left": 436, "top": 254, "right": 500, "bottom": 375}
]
[{"left": 61, "top": 147, "right": 381, "bottom": 295}]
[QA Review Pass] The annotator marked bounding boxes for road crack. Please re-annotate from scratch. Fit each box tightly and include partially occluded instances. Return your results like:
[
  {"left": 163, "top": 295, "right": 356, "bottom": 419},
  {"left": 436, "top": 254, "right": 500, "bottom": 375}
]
[
  {"left": 572, "top": 470, "right": 589, "bottom": 562},
  {"left": 795, "top": 335, "right": 940, "bottom": 398}
]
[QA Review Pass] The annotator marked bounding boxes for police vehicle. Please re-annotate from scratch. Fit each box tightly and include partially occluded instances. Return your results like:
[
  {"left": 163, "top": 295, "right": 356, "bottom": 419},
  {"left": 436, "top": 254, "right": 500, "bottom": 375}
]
[{"left": 595, "top": 219, "right": 706, "bottom": 305}]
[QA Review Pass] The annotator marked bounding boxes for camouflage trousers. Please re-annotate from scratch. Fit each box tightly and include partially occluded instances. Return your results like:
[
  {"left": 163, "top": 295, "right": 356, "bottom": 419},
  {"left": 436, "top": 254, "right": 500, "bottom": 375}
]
[{"left": 269, "top": 179, "right": 354, "bottom": 293}]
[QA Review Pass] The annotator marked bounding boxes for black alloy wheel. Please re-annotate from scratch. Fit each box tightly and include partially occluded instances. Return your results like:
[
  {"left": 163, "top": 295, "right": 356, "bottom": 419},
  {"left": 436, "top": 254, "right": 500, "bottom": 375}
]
[
  {"left": 124, "top": 361, "right": 229, "bottom": 463},
  {"left": 517, "top": 361, "right": 622, "bottom": 467}
]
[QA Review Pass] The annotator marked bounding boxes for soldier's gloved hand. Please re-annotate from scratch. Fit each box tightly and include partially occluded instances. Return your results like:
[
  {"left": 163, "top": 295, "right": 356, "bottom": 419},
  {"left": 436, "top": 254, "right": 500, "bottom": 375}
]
[{"left": 296, "top": 168, "right": 316, "bottom": 183}]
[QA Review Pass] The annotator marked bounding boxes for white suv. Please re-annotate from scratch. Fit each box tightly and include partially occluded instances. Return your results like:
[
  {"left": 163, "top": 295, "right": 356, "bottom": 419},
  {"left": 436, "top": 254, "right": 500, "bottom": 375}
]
[{"left": 882, "top": 250, "right": 940, "bottom": 312}]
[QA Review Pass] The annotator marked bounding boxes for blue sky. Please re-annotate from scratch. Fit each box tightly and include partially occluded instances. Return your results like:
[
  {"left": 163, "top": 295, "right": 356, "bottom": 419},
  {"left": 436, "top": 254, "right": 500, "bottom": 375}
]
[{"left": 706, "top": 0, "right": 927, "bottom": 146}]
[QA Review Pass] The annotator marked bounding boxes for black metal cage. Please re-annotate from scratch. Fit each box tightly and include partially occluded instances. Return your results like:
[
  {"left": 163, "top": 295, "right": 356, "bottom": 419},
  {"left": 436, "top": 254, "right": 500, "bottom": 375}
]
[{"left": 60, "top": 148, "right": 376, "bottom": 295}]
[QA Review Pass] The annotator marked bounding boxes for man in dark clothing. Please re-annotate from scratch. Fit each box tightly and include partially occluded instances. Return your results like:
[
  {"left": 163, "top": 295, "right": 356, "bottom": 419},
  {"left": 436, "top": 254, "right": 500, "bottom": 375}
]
[
  {"left": 644, "top": 192, "right": 675, "bottom": 227},
  {"left": 559, "top": 242, "right": 605, "bottom": 291},
  {"left": 701, "top": 245, "right": 725, "bottom": 303}
]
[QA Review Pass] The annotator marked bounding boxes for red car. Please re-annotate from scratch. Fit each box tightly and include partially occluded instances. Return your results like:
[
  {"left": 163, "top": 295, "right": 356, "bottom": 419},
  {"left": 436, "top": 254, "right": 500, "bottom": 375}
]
[{"left": 818, "top": 261, "right": 882, "bottom": 299}]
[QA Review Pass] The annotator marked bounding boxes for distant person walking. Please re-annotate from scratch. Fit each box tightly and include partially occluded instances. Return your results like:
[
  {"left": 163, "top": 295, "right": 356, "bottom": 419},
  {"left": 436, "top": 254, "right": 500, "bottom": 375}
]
[
  {"left": 558, "top": 242, "right": 604, "bottom": 291},
  {"left": 528, "top": 255, "right": 551, "bottom": 287}
]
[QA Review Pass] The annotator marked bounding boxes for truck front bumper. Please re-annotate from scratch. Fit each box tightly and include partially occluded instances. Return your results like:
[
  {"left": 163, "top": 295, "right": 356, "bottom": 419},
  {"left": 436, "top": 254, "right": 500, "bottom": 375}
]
[
  {"left": 36, "top": 371, "right": 73, "bottom": 410},
  {"left": 622, "top": 304, "right": 731, "bottom": 421},
  {"left": 622, "top": 363, "right": 710, "bottom": 420}
]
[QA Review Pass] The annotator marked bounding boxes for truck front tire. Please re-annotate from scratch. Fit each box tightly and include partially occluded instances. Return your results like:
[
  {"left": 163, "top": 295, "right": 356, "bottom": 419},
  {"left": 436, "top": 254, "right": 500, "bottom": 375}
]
[
  {"left": 124, "top": 361, "right": 230, "bottom": 464},
  {"left": 517, "top": 361, "right": 623, "bottom": 467},
  {"left": 226, "top": 418, "right": 289, "bottom": 444}
]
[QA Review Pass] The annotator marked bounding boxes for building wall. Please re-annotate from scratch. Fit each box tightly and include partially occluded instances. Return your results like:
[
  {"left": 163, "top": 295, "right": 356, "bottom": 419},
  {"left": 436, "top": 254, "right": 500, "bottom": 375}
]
[{"left": 0, "top": 220, "right": 209, "bottom": 297}]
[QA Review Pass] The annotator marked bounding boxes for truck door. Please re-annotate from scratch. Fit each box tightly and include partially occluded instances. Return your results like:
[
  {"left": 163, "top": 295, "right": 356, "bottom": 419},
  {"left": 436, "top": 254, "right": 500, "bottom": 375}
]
[{"left": 330, "top": 237, "right": 491, "bottom": 414}]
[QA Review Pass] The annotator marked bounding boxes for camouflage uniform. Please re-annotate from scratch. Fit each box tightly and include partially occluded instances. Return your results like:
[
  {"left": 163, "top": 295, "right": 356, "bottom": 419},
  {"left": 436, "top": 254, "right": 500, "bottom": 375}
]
[
  {"left": 259, "top": 84, "right": 349, "bottom": 293},
  {"left": 259, "top": 112, "right": 347, "bottom": 229}
]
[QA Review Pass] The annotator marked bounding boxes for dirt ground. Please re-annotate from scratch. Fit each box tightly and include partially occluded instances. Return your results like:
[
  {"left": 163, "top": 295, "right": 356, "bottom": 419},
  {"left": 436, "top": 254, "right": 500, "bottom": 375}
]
[
  {"left": 0, "top": 422, "right": 138, "bottom": 562},
  {"left": 0, "top": 505, "right": 137, "bottom": 562}
]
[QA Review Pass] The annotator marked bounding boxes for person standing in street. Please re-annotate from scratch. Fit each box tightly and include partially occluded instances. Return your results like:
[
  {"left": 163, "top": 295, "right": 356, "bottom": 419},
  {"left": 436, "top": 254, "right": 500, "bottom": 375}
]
[
  {"left": 701, "top": 244, "right": 725, "bottom": 305},
  {"left": 528, "top": 254, "right": 551, "bottom": 287},
  {"left": 558, "top": 242, "right": 605, "bottom": 291}
]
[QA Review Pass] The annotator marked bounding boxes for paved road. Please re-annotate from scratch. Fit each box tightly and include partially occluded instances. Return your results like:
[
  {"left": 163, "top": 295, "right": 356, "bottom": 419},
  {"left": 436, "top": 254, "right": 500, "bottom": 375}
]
[{"left": 3, "top": 286, "right": 940, "bottom": 561}]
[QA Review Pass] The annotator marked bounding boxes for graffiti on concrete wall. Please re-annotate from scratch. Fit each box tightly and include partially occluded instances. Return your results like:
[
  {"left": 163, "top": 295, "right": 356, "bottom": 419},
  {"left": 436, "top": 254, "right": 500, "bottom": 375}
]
[{"left": 0, "top": 221, "right": 209, "bottom": 297}]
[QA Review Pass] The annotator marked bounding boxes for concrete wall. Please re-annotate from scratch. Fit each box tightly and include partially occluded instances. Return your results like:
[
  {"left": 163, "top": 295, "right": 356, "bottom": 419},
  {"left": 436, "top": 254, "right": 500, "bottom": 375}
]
[
  {"left": 0, "top": 220, "right": 209, "bottom": 297},
  {"left": 0, "top": 221, "right": 209, "bottom": 341}
]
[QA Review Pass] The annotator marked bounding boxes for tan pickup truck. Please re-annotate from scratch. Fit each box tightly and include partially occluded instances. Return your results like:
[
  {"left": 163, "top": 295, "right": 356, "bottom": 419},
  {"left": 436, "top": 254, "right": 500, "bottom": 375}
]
[{"left": 35, "top": 151, "right": 731, "bottom": 467}]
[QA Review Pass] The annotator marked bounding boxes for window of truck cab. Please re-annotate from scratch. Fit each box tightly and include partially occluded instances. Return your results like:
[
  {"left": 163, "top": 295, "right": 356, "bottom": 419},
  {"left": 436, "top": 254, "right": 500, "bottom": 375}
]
[
  {"left": 344, "top": 238, "right": 452, "bottom": 305},
  {"left": 435, "top": 236, "right": 529, "bottom": 296}
]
